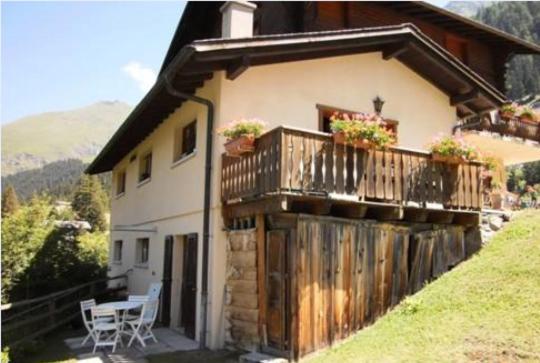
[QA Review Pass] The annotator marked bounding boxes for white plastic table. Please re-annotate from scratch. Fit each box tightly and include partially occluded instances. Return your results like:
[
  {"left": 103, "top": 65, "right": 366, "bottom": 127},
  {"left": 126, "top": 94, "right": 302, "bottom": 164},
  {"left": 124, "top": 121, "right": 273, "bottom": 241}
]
[{"left": 97, "top": 301, "right": 143, "bottom": 311}]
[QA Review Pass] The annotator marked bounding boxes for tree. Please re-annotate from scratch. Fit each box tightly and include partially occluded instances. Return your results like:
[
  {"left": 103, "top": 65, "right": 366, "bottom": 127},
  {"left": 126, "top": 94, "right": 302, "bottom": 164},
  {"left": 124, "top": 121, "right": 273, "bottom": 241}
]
[
  {"left": 2, "top": 185, "right": 20, "bottom": 217},
  {"left": 1, "top": 196, "right": 54, "bottom": 302},
  {"left": 71, "top": 174, "right": 108, "bottom": 232}
]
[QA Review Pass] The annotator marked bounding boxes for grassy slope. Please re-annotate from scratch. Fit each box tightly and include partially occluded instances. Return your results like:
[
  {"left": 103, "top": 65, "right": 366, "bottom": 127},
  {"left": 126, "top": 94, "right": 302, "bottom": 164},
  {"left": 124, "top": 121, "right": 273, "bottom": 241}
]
[
  {"left": 308, "top": 210, "right": 540, "bottom": 363},
  {"left": 2, "top": 101, "right": 131, "bottom": 174}
]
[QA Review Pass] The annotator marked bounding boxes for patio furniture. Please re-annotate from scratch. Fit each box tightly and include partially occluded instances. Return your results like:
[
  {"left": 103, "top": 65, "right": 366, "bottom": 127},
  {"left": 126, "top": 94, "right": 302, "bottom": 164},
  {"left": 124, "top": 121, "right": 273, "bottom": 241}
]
[
  {"left": 125, "top": 295, "right": 150, "bottom": 320},
  {"left": 79, "top": 299, "right": 111, "bottom": 347},
  {"left": 124, "top": 299, "right": 159, "bottom": 347},
  {"left": 90, "top": 307, "right": 123, "bottom": 353},
  {"left": 147, "top": 282, "right": 162, "bottom": 301}
]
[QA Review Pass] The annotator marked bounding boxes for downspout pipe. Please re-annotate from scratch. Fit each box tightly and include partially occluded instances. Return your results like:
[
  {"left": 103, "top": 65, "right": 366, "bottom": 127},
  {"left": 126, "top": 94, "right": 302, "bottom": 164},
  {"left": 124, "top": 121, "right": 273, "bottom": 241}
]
[{"left": 164, "top": 75, "right": 214, "bottom": 350}]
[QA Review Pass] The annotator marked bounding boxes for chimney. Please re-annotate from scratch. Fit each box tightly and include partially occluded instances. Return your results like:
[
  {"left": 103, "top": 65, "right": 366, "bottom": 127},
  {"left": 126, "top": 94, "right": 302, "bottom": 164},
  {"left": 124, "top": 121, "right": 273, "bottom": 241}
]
[{"left": 220, "top": 1, "right": 257, "bottom": 38}]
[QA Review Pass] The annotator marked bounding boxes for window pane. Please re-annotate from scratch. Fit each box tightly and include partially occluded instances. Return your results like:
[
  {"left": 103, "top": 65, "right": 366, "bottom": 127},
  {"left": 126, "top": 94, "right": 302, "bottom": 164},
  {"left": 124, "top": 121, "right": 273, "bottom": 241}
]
[{"left": 182, "top": 122, "right": 196, "bottom": 155}]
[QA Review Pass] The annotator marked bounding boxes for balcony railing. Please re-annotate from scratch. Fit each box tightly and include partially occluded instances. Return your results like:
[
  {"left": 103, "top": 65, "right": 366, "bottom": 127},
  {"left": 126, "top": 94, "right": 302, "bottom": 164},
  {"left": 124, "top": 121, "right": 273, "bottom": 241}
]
[
  {"left": 457, "top": 114, "right": 540, "bottom": 143},
  {"left": 221, "top": 127, "right": 484, "bottom": 210}
]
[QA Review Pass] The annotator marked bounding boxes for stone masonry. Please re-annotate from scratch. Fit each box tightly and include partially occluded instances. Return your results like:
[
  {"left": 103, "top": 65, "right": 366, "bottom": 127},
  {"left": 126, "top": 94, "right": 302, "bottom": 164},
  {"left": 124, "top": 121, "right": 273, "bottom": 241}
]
[{"left": 225, "top": 229, "right": 260, "bottom": 351}]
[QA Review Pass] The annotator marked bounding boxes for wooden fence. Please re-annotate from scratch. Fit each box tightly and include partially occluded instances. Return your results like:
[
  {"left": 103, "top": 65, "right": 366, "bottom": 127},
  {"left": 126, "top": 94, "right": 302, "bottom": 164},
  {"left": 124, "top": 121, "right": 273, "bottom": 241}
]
[
  {"left": 1, "top": 275, "right": 127, "bottom": 348},
  {"left": 222, "top": 126, "right": 483, "bottom": 210}
]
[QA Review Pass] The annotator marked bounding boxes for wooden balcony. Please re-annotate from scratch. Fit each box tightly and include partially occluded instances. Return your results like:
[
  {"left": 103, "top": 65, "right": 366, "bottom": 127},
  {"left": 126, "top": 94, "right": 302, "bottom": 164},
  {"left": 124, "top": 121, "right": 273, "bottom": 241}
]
[
  {"left": 221, "top": 127, "right": 484, "bottom": 224},
  {"left": 458, "top": 115, "right": 540, "bottom": 143}
]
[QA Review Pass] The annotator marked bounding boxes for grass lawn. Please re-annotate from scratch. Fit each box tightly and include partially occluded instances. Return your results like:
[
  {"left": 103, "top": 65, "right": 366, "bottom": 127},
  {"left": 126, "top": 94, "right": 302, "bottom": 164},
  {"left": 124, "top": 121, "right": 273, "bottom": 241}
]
[{"left": 307, "top": 210, "right": 540, "bottom": 362}]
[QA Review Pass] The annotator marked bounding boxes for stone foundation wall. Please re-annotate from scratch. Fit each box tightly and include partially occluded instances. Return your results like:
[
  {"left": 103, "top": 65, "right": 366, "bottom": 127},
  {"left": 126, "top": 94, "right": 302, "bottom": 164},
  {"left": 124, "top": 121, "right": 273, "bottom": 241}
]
[{"left": 225, "top": 229, "right": 260, "bottom": 351}]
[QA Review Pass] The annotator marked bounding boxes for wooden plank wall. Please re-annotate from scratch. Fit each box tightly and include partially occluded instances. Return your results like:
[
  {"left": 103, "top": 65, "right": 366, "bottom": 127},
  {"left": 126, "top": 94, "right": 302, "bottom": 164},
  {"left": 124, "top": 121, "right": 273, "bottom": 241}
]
[{"left": 289, "top": 216, "right": 465, "bottom": 359}]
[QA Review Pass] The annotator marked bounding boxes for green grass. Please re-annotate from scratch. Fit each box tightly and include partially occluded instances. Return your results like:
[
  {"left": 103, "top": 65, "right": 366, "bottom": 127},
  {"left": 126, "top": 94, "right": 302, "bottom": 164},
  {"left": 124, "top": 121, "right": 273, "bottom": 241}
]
[{"left": 307, "top": 210, "right": 540, "bottom": 363}]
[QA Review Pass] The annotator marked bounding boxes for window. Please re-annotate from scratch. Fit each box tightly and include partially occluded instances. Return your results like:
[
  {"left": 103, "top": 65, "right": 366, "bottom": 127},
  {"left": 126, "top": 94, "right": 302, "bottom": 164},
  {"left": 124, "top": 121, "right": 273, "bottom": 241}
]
[
  {"left": 113, "top": 240, "right": 123, "bottom": 262},
  {"left": 139, "top": 151, "right": 152, "bottom": 182},
  {"left": 136, "top": 238, "right": 149, "bottom": 265},
  {"left": 174, "top": 121, "right": 197, "bottom": 162},
  {"left": 116, "top": 170, "right": 126, "bottom": 196}
]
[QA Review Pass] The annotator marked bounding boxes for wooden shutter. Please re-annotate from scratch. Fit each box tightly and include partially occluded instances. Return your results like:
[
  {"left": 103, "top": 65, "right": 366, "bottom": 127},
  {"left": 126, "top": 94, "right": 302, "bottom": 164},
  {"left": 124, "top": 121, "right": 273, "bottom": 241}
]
[{"left": 161, "top": 235, "right": 174, "bottom": 326}]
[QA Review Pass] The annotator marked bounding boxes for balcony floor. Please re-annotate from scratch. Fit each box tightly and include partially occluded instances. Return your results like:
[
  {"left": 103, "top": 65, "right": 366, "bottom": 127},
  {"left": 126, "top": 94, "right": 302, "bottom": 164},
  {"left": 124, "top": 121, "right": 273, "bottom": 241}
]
[{"left": 223, "top": 193, "right": 480, "bottom": 227}]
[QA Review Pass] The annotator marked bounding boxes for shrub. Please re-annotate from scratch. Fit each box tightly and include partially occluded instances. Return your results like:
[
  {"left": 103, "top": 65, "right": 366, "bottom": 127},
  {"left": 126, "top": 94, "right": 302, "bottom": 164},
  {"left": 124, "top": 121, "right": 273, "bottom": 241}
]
[
  {"left": 218, "top": 118, "right": 266, "bottom": 140},
  {"left": 330, "top": 112, "right": 396, "bottom": 149},
  {"left": 518, "top": 106, "right": 538, "bottom": 122},
  {"left": 500, "top": 102, "right": 518, "bottom": 115}
]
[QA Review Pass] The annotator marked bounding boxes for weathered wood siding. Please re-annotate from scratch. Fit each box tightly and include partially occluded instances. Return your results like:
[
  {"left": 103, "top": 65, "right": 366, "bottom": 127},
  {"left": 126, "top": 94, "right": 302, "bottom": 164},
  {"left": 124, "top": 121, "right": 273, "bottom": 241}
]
[{"left": 284, "top": 215, "right": 465, "bottom": 359}]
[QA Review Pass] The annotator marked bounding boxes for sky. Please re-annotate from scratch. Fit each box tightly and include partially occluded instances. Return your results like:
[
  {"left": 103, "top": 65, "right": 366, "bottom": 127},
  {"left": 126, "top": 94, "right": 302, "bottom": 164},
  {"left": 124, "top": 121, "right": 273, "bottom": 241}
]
[
  {"left": 1, "top": 0, "right": 448, "bottom": 125},
  {"left": 1, "top": 1, "right": 185, "bottom": 124}
]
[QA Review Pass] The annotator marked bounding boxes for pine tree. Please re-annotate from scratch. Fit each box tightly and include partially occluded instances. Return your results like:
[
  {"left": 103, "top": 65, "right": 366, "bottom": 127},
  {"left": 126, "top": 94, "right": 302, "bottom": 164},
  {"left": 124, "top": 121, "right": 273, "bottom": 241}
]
[
  {"left": 71, "top": 174, "right": 108, "bottom": 232},
  {"left": 2, "top": 185, "right": 20, "bottom": 217}
]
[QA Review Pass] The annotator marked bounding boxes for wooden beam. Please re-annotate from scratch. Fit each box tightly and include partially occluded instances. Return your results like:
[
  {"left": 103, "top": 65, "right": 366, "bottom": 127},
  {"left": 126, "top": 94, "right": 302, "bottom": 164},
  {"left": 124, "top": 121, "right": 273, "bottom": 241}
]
[
  {"left": 365, "top": 205, "right": 404, "bottom": 221},
  {"left": 450, "top": 89, "right": 480, "bottom": 106},
  {"left": 255, "top": 214, "right": 267, "bottom": 348},
  {"left": 226, "top": 55, "right": 250, "bottom": 80},
  {"left": 403, "top": 208, "right": 429, "bottom": 223},
  {"left": 426, "top": 210, "right": 454, "bottom": 224},
  {"left": 453, "top": 212, "right": 480, "bottom": 227},
  {"left": 382, "top": 42, "right": 411, "bottom": 60},
  {"left": 222, "top": 196, "right": 288, "bottom": 220}
]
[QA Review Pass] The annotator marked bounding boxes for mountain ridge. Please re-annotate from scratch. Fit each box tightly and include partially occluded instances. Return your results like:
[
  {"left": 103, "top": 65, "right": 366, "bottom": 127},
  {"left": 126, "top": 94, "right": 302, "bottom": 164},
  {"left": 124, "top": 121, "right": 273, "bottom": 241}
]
[{"left": 2, "top": 101, "right": 132, "bottom": 175}]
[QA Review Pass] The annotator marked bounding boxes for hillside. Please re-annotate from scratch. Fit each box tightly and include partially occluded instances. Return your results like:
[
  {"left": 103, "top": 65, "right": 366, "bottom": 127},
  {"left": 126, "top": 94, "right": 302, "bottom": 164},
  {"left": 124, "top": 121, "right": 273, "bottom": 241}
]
[
  {"left": 1, "top": 101, "right": 131, "bottom": 175},
  {"left": 308, "top": 210, "right": 540, "bottom": 362},
  {"left": 1, "top": 159, "right": 111, "bottom": 202}
]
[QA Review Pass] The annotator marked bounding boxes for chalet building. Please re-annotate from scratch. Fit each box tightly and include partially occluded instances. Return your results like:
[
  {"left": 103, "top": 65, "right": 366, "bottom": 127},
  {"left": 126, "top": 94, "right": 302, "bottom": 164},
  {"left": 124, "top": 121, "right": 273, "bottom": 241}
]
[{"left": 88, "top": 2, "right": 540, "bottom": 360}]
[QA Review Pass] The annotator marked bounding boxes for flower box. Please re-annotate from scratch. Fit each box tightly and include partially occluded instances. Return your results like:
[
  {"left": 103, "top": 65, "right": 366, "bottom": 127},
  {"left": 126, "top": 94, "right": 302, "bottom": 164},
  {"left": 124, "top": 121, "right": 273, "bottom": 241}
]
[
  {"left": 499, "top": 110, "right": 514, "bottom": 121},
  {"left": 519, "top": 115, "right": 537, "bottom": 125},
  {"left": 333, "top": 132, "right": 372, "bottom": 150},
  {"left": 224, "top": 135, "right": 255, "bottom": 157},
  {"left": 432, "top": 153, "right": 466, "bottom": 165}
]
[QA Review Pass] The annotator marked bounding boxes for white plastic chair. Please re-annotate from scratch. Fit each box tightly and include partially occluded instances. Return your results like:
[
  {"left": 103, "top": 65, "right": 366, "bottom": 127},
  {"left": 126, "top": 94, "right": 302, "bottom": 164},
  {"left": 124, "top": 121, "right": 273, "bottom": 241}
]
[
  {"left": 90, "top": 307, "right": 123, "bottom": 353},
  {"left": 124, "top": 300, "right": 159, "bottom": 347},
  {"left": 147, "top": 282, "right": 162, "bottom": 301},
  {"left": 80, "top": 299, "right": 111, "bottom": 346},
  {"left": 125, "top": 295, "right": 150, "bottom": 320}
]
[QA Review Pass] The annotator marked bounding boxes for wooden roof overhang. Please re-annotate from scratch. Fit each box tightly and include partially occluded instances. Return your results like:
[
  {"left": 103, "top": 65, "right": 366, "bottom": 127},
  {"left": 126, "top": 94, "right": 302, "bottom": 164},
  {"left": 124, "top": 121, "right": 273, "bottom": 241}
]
[
  {"left": 384, "top": 2, "right": 540, "bottom": 55},
  {"left": 87, "top": 24, "right": 506, "bottom": 174}
]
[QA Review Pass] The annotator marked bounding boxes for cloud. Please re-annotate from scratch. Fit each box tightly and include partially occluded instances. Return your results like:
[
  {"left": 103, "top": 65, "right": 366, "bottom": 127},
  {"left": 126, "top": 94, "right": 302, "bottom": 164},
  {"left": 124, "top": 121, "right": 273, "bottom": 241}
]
[{"left": 122, "top": 61, "right": 157, "bottom": 92}]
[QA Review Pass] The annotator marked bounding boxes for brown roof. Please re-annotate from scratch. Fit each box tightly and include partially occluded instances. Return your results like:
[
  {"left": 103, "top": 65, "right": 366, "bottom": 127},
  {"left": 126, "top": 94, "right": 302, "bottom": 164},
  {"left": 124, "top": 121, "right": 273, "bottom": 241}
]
[
  {"left": 159, "top": 1, "right": 540, "bottom": 75},
  {"left": 87, "top": 24, "right": 507, "bottom": 174}
]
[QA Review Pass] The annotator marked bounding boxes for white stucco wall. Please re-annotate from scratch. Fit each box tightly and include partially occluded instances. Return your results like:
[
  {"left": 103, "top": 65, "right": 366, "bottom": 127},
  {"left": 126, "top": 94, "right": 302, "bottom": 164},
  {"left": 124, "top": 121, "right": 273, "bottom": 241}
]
[
  {"left": 218, "top": 52, "right": 457, "bottom": 150},
  {"left": 108, "top": 51, "right": 458, "bottom": 351}
]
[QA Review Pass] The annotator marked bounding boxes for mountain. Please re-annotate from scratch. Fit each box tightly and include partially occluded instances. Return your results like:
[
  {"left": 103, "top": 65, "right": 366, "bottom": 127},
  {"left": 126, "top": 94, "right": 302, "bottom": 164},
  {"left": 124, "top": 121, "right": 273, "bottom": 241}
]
[
  {"left": 445, "top": 1, "right": 493, "bottom": 18},
  {"left": 1, "top": 101, "right": 132, "bottom": 175}
]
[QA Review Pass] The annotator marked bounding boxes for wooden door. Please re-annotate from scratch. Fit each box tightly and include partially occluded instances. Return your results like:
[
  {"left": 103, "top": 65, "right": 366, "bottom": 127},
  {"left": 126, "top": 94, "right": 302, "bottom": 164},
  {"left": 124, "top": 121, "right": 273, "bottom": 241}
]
[
  {"left": 161, "top": 235, "right": 174, "bottom": 326},
  {"left": 181, "top": 234, "right": 198, "bottom": 339},
  {"left": 266, "top": 230, "right": 289, "bottom": 352}
]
